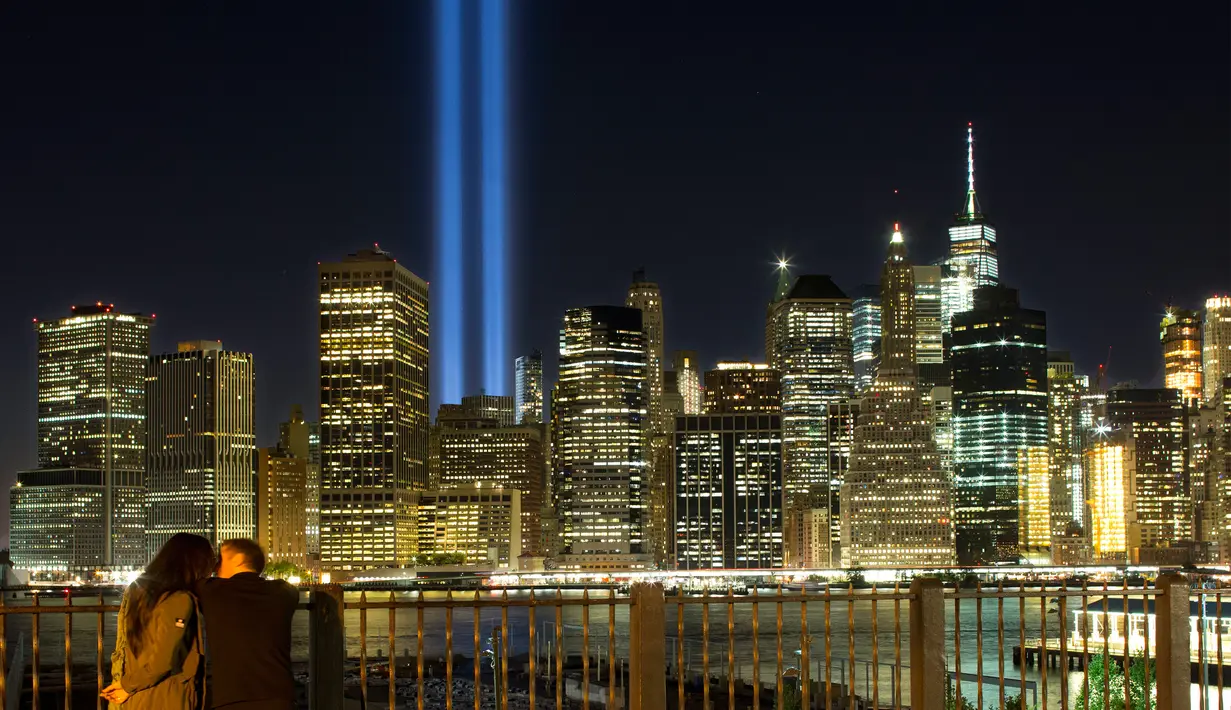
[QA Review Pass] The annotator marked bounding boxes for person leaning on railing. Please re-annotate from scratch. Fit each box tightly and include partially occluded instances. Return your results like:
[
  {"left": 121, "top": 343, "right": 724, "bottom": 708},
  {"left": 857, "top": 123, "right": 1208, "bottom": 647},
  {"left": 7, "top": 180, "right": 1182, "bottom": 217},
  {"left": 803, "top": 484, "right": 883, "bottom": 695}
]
[{"left": 102, "top": 533, "right": 215, "bottom": 709}]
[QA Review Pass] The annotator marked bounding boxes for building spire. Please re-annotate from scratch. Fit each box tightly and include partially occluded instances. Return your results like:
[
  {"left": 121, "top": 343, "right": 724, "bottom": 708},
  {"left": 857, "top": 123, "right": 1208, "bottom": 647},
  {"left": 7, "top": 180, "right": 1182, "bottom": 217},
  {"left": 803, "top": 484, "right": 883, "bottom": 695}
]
[
  {"left": 962, "top": 123, "right": 981, "bottom": 218},
  {"left": 772, "top": 255, "right": 793, "bottom": 302}
]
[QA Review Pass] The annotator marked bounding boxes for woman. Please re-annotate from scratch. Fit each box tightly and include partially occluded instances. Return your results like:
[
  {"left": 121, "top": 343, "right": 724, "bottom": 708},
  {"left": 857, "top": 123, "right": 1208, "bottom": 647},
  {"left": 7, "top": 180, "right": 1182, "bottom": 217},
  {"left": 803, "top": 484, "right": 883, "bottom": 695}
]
[{"left": 103, "top": 533, "right": 214, "bottom": 709}]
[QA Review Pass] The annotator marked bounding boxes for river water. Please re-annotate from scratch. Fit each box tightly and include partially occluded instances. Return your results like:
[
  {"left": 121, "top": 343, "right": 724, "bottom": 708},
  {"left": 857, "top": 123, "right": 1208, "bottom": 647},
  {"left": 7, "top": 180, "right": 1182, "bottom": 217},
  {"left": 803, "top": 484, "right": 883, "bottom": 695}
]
[{"left": 5, "top": 589, "right": 1227, "bottom": 708}]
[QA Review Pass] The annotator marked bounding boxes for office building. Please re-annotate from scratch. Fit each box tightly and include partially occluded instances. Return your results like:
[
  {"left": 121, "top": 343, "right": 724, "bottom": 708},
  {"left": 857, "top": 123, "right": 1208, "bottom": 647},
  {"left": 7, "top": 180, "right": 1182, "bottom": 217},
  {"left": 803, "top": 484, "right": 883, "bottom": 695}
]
[
  {"left": 941, "top": 125, "right": 999, "bottom": 331},
  {"left": 514, "top": 350, "right": 544, "bottom": 424},
  {"left": 1106, "top": 388, "right": 1190, "bottom": 553},
  {"left": 1086, "top": 435, "right": 1134, "bottom": 562},
  {"left": 1205, "top": 296, "right": 1231, "bottom": 404},
  {"left": 913, "top": 265, "right": 944, "bottom": 365},
  {"left": 146, "top": 341, "right": 256, "bottom": 553},
  {"left": 627, "top": 271, "right": 670, "bottom": 568},
  {"left": 416, "top": 486, "right": 521, "bottom": 568},
  {"left": 930, "top": 386, "right": 955, "bottom": 480},
  {"left": 783, "top": 507, "right": 830, "bottom": 569},
  {"left": 257, "top": 446, "right": 308, "bottom": 567},
  {"left": 1047, "top": 353, "right": 1088, "bottom": 537},
  {"left": 278, "top": 405, "right": 319, "bottom": 558},
  {"left": 319, "top": 247, "right": 429, "bottom": 571},
  {"left": 841, "top": 225, "right": 956, "bottom": 568},
  {"left": 851, "top": 285, "right": 881, "bottom": 394},
  {"left": 1017, "top": 446, "right": 1051, "bottom": 557},
  {"left": 766, "top": 273, "right": 854, "bottom": 566},
  {"left": 10, "top": 305, "right": 153, "bottom": 575},
  {"left": 703, "top": 362, "right": 781, "bottom": 413},
  {"left": 952, "top": 286, "right": 1048, "bottom": 564},
  {"left": 1160, "top": 308, "right": 1203, "bottom": 405},
  {"left": 673, "top": 413, "right": 783, "bottom": 569},
  {"left": 555, "top": 306, "right": 650, "bottom": 570},
  {"left": 672, "top": 351, "right": 703, "bottom": 415},
  {"left": 459, "top": 393, "right": 515, "bottom": 427},
  {"left": 437, "top": 416, "right": 545, "bottom": 554}
]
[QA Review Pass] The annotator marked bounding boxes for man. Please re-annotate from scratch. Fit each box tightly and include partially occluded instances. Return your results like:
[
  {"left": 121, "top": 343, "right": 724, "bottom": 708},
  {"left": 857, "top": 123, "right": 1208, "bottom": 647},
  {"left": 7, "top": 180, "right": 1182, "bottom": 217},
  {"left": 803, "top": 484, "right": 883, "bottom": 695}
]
[{"left": 197, "top": 539, "right": 299, "bottom": 710}]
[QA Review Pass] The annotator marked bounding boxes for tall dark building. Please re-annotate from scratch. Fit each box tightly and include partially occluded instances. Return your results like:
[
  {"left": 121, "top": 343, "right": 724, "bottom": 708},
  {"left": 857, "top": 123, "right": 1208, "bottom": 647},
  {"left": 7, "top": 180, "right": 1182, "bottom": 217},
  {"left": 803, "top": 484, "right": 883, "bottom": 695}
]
[
  {"left": 703, "top": 363, "right": 781, "bottom": 413},
  {"left": 1106, "top": 388, "right": 1190, "bottom": 553},
  {"left": 952, "top": 286, "right": 1048, "bottom": 564}
]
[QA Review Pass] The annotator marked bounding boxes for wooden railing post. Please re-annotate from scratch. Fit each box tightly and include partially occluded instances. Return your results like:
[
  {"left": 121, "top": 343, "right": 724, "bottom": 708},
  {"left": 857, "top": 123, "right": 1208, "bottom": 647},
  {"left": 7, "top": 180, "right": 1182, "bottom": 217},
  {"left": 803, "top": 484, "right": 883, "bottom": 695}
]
[
  {"left": 909, "top": 578, "right": 945, "bottom": 710},
  {"left": 1154, "top": 573, "right": 1189, "bottom": 710},
  {"left": 629, "top": 582, "right": 666, "bottom": 710},
  {"left": 309, "top": 584, "right": 345, "bottom": 710}
]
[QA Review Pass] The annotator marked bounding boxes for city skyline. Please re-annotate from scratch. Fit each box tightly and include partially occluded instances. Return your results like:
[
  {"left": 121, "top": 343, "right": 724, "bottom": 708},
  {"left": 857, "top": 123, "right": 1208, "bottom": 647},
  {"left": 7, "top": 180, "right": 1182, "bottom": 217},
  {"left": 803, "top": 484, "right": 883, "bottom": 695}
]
[{"left": 0, "top": 4, "right": 1227, "bottom": 542}]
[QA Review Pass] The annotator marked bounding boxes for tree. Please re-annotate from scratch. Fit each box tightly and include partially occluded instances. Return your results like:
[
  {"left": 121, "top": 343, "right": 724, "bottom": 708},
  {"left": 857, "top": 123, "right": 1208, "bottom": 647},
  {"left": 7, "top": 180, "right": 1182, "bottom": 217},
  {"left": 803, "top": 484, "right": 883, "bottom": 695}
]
[
  {"left": 264, "top": 560, "right": 309, "bottom": 581},
  {"left": 1073, "top": 652, "right": 1156, "bottom": 710}
]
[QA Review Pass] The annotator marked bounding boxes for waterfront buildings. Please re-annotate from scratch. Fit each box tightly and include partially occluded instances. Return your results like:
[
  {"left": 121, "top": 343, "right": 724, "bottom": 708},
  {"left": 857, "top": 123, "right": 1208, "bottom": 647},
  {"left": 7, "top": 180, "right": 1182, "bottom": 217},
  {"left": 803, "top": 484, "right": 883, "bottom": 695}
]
[
  {"left": 627, "top": 271, "right": 671, "bottom": 568},
  {"left": 952, "top": 286, "right": 1048, "bottom": 564},
  {"left": 10, "top": 305, "right": 152, "bottom": 575},
  {"left": 1205, "top": 296, "right": 1231, "bottom": 404},
  {"left": 941, "top": 125, "right": 999, "bottom": 331},
  {"left": 318, "top": 247, "right": 430, "bottom": 572},
  {"left": 703, "top": 362, "right": 781, "bottom": 413},
  {"left": 1086, "top": 435, "right": 1134, "bottom": 561},
  {"left": 1160, "top": 308, "right": 1203, "bottom": 405},
  {"left": 1017, "top": 446, "right": 1051, "bottom": 559},
  {"left": 1106, "top": 388, "right": 1191, "bottom": 554},
  {"left": 416, "top": 486, "right": 522, "bottom": 568},
  {"left": 514, "top": 350, "right": 544, "bottom": 424},
  {"left": 673, "top": 414, "right": 784, "bottom": 569},
  {"left": 146, "top": 341, "right": 256, "bottom": 553},
  {"left": 851, "top": 285, "right": 881, "bottom": 394},
  {"left": 257, "top": 446, "right": 308, "bottom": 567},
  {"left": 1047, "top": 353, "right": 1088, "bottom": 537},
  {"left": 840, "top": 225, "right": 956, "bottom": 568},
  {"left": 766, "top": 274, "right": 854, "bottom": 566},
  {"left": 555, "top": 305, "right": 650, "bottom": 570}
]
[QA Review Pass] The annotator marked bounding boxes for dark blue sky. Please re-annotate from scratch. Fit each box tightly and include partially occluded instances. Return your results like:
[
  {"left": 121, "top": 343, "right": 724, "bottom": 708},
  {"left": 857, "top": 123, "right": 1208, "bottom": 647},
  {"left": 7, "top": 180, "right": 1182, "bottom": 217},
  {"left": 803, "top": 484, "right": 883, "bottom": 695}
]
[{"left": 0, "top": 3, "right": 1227, "bottom": 530}]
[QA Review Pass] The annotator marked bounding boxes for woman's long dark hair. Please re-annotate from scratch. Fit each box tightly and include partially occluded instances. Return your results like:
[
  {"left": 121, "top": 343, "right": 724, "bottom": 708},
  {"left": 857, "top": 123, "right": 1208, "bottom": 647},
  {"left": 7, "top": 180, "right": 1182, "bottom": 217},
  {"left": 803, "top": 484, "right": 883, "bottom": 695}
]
[{"left": 126, "top": 533, "right": 215, "bottom": 658}]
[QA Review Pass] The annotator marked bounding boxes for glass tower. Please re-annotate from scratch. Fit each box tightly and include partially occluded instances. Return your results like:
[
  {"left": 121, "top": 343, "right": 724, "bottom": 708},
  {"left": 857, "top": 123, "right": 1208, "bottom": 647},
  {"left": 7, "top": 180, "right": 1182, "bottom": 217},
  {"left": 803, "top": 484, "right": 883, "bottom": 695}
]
[
  {"left": 514, "top": 350, "right": 544, "bottom": 424},
  {"left": 1160, "top": 308, "right": 1203, "bottom": 404},
  {"left": 851, "top": 285, "right": 881, "bottom": 394},
  {"left": 318, "top": 247, "right": 430, "bottom": 572},
  {"left": 1203, "top": 296, "right": 1231, "bottom": 404},
  {"left": 941, "top": 125, "right": 999, "bottom": 332}
]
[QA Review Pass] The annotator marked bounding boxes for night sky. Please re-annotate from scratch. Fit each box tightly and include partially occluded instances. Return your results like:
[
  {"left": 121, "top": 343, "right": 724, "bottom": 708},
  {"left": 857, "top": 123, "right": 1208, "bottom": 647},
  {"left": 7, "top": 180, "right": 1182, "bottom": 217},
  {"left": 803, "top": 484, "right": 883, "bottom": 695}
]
[{"left": 0, "top": 3, "right": 1227, "bottom": 536}]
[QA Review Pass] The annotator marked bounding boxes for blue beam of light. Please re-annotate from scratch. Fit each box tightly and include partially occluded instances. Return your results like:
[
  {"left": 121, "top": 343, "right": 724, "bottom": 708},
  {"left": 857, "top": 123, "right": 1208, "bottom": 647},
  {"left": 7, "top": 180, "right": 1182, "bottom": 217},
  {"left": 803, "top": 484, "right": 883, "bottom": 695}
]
[
  {"left": 480, "top": 0, "right": 509, "bottom": 396},
  {"left": 435, "top": 0, "right": 464, "bottom": 405}
]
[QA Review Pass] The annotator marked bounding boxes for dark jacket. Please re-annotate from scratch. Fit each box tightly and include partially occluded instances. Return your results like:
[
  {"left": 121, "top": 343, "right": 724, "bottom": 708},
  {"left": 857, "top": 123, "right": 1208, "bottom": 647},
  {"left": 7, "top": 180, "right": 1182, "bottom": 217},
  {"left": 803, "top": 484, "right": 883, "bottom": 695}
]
[
  {"left": 196, "top": 573, "right": 299, "bottom": 708},
  {"left": 114, "top": 586, "right": 206, "bottom": 710}
]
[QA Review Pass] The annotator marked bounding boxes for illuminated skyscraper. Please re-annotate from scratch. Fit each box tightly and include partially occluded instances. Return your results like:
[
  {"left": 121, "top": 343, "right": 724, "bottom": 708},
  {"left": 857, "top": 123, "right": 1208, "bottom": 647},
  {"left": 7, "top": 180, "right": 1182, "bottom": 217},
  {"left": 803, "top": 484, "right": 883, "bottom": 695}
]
[
  {"left": 146, "top": 341, "right": 256, "bottom": 553},
  {"left": 1086, "top": 434, "right": 1134, "bottom": 562},
  {"left": 672, "top": 351, "right": 703, "bottom": 415},
  {"left": 1016, "top": 446, "right": 1051, "bottom": 558},
  {"left": 673, "top": 413, "right": 783, "bottom": 569},
  {"left": 514, "top": 350, "right": 544, "bottom": 424},
  {"left": 913, "top": 265, "right": 944, "bottom": 365},
  {"left": 1047, "top": 353, "right": 1089, "bottom": 538},
  {"left": 10, "top": 304, "right": 152, "bottom": 576},
  {"left": 841, "top": 225, "right": 955, "bottom": 568},
  {"left": 417, "top": 486, "right": 522, "bottom": 568},
  {"left": 851, "top": 285, "right": 881, "bottom": 394},
  {"left": 257, "top": 446, "right": 307, "bottom": 568},
  {"left": 766, "top": 274, "right": 854, "bottom": 566},
  {"left": 626, "top": 271, "right": 670, "bottom": 567},
  {"left": 279, "top": 405, "right": 320, "bottom": 557},
  {"left": 556, "top": 306, "right": 650, "bottom": 570},
  {"left": 1160, "top": 307, "right": 1203, "bottom": 405},
  {"left": 1106, "top": 388, "right": 1190, "bottom": 554},
  {"left": 1204, "top": 296, "right": 1231, "bottom": 404},
  {"left": 318, "top": 247, "right": 429, "bottom": 572},
  {"left": 941, "top": 125, "right": 999, "bottom": 331},
  {"left": 952, "top": 286, "right": 1048, "bottom": 564},
  {"left": 703, "top": 362, "right": 781, "bottom": 413}
]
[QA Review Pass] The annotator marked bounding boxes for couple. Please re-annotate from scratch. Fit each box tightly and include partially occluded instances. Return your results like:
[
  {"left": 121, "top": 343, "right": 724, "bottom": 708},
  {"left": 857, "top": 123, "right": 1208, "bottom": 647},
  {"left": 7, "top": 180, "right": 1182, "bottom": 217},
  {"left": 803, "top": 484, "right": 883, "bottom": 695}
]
[{"left": 101, "top": 534, "right": 300, "bottom": 710}]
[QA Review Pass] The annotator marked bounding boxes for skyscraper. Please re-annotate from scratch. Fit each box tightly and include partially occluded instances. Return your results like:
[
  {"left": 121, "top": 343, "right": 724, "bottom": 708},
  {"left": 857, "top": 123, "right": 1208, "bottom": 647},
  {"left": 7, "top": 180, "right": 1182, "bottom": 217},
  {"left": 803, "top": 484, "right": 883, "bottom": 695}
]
[
  {"left": 10, "top": 305, "right": 152, "bottom": 576},
  {"left": 257, "top": 446, "right": 308, "bottom": 568},
  {"left": 941, "top": 125, "right": 999, "bottom": 332},
  {"left": 1106, "top": 388, "right": 1190, "bottom": 554},
  {"left": 703, "top": 362, "right": 781, "bottom": 413},
  {"left": 952, "top": 286, "right": 1047, "bottom": 564},
  {"left": 913, "top": 265, "right": 944, "bottom": 365},
  {"left": 672, "top": 350, "right": 703, "bottom": 415},
  {"left": 851, "top": 285, "right": 881, "bottom": 394},
  {"left": 1086, "top": 433, "right": 1134, "bottom": 562},
  {"left": 146, "top": 341, "right": 256, "bottom": 553},
  {"left": 626, "top": 272, "right": 669, "bottom": 567},
  {"left": 318, "top": 247, "right": 429, "bottom": 572},
  {"left": 1047, "top": 353, "right": 1089, "bottom": 538},
  {"left": 555, "top": 306, "right": 650, "bottom": 570},
  {"left": 279, "top": 405, "right": 320, "bottom": 558},
  {"left": 673, "top": 413, "right": 784, "bottom": 569},
  {"left": 840, "top": 225, "right": 955, "bottom": 568},
  {"left": 514, "top": 350, "right": 544, "bottom": 424},
  {"left": 1204, "top": 296, "right": 1231, "bottom": 404},
  {"left": 766, "top": 274, "right": 855, "bottom": 566},
  {"left": 1160, "top": 307, "right": 1203, "bottom": 405}
]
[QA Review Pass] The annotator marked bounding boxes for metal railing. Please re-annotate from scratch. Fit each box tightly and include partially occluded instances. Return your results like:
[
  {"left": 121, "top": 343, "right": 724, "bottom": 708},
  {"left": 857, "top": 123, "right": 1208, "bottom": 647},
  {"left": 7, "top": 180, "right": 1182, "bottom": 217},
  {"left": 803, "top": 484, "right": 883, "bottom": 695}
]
[{"left": 0, "top": 572, "right": 1217, "bottom": 709}]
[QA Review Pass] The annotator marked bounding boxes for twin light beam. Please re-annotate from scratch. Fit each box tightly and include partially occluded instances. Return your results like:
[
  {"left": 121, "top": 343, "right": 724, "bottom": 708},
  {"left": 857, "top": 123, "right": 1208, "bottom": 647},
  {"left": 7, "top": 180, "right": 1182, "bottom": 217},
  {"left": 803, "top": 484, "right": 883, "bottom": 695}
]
[{"left": 435, "top": 0, "right": 509, "bottom": 404}]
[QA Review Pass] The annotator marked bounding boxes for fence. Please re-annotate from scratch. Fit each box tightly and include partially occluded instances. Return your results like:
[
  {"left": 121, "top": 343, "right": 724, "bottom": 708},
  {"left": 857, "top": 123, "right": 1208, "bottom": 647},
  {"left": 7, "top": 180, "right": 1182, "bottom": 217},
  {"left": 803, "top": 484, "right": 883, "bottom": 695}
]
[{"left": 0, "top": 572, "right": 1216, "bottom": 709}]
